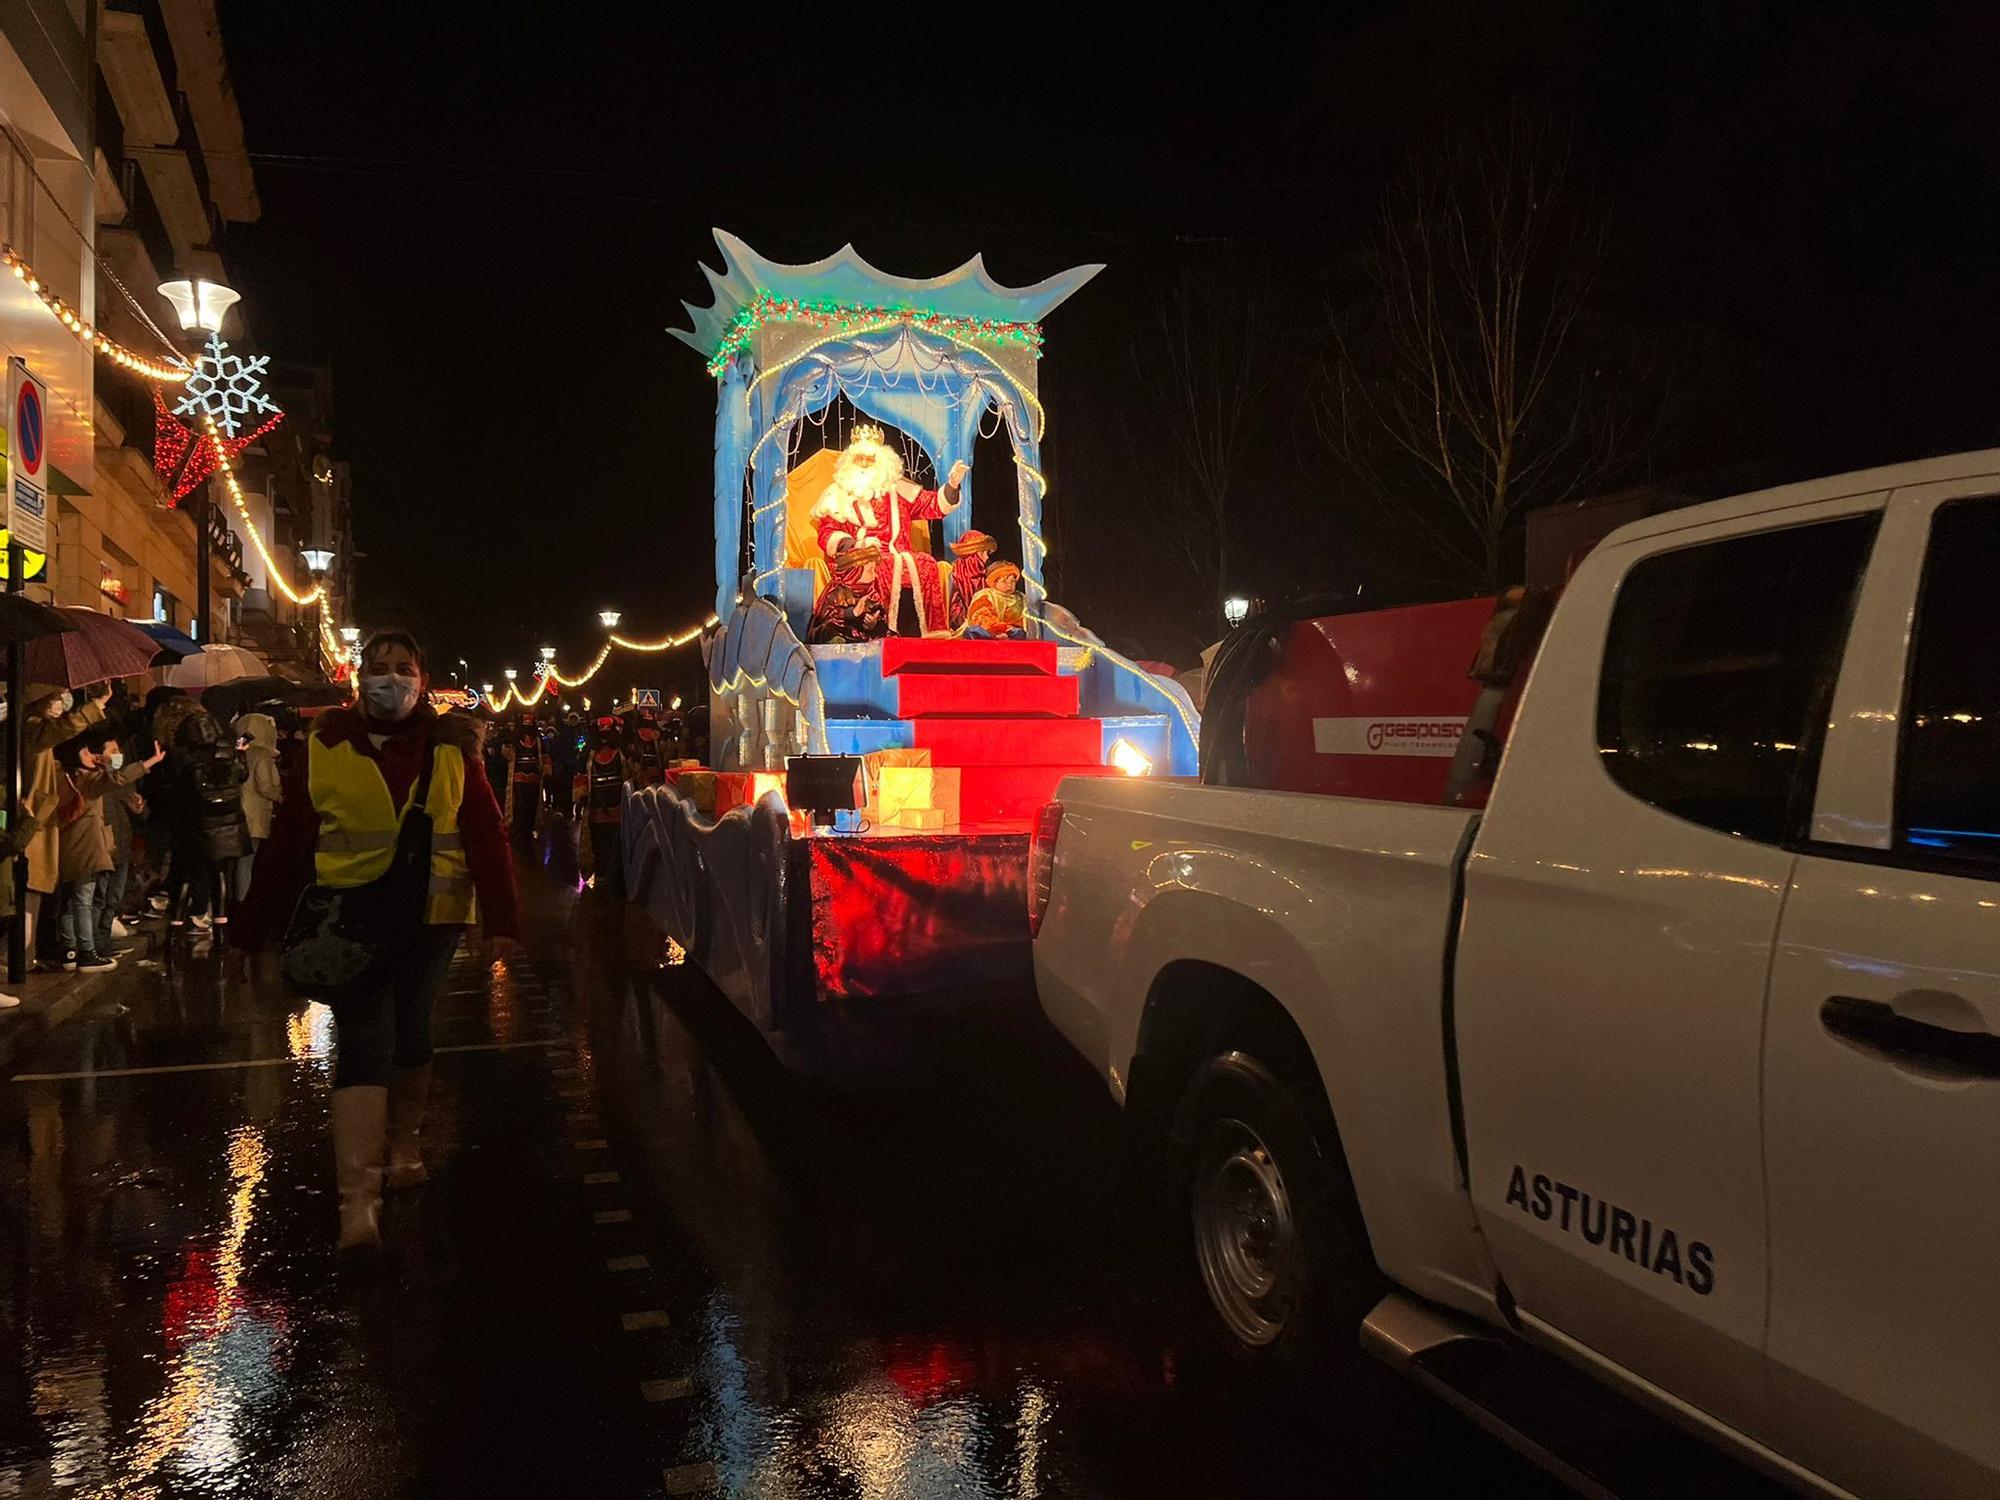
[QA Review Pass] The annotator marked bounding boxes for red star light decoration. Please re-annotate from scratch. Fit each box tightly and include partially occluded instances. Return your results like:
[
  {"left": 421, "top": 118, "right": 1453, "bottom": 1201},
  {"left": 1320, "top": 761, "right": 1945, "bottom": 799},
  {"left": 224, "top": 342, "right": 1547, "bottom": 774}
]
[{"left": 152, "top": 390, "right": 282, "bottom": 506}]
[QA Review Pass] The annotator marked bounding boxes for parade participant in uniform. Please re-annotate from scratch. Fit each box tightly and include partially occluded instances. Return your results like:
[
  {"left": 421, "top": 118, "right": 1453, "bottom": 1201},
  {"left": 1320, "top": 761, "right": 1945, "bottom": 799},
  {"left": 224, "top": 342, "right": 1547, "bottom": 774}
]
[
  {"left": 503, "top": 713, "right": 545, "bottom": 844},
  {"left": 581, "top": 714, "right": 627, "bottom": 892},
  {"left": 548, "top": 710, "right": 584, "bottom": 820},
  {"left": 625, "top": 711, "right": 666, "bottom": 788},
  {"left": 233, "top": 629, "right": 519, "bottom": 1254}
]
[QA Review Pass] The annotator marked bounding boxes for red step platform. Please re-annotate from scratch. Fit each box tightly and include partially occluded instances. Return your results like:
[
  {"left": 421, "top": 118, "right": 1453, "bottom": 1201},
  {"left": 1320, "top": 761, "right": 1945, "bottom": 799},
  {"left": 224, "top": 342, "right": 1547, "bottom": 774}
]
[
  {"left": 881, "top": 638, "right": 1058, "bottom": 676},
  {"left": 896, "top": 672, "right": 1080, "bottom": 719},
  {"left": 869, "top": 636, "right": 1114, "bottom": 828},
  {"left": 911, "top": 716, "right": 1104, "bottom": 766},
  {"left": 957, "top": 764, "right": 1119, "bottom": 821}
]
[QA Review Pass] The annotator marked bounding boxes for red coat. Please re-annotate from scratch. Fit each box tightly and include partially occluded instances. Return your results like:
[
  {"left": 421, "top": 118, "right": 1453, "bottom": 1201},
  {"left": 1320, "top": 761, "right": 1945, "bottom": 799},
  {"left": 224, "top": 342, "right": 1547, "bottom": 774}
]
[
  {"left": 814, "top": 481, "right": 957, "bottom": 635},
  {"left": 232, "top": 707, "right": 521, "bottom": 947}
]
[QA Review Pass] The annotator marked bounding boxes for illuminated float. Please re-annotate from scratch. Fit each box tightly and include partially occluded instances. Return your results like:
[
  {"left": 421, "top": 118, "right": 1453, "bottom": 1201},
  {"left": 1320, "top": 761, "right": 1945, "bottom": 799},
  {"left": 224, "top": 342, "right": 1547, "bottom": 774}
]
[{"left": 623, "top": 232, "right": 1198, "bottom": 1069}]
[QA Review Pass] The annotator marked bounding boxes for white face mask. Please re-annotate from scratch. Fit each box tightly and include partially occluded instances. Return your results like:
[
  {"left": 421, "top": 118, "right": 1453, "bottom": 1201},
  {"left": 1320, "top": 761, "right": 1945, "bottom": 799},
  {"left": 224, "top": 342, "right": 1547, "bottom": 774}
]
[
  {"left": 105, "top": 752, "right": 125, "bottom": 771},
  {"left": 360, "top": 673, "right": 422, "bottom": 721}
]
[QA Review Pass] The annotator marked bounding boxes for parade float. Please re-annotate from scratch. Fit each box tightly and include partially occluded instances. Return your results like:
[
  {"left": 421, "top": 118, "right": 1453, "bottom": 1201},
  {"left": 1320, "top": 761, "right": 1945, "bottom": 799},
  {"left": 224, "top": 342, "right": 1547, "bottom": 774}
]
[{"left": 623, "top": 231, "right": 1198, "bottom": 1070}]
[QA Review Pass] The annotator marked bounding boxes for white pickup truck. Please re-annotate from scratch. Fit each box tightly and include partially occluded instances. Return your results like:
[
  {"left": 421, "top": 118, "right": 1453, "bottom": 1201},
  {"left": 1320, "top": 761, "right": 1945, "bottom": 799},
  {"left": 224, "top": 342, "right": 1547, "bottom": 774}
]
[{"left": 1031, "top": 452, "right": 2000, "bottom": 1498}]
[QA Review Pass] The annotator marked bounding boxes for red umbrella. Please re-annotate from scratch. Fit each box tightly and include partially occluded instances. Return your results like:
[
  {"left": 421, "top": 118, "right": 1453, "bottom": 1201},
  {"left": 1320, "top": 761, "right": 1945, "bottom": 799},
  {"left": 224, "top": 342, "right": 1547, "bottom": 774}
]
[{"left": 23, "top": 607, "right": 167, "bottom": 688}]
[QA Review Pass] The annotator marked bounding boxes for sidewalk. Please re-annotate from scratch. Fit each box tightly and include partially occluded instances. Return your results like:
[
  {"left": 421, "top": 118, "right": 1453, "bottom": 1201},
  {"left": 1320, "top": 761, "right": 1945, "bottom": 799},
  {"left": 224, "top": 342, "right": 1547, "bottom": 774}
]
[{"left": 0, "top": 922, "right": 167, "bottom": 1073}]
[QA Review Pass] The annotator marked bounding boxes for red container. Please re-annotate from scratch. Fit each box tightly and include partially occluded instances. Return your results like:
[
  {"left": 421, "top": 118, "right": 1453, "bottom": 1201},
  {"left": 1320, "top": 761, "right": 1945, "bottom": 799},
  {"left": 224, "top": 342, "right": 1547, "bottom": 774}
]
[{"left": 1242, "top": 597, "right": 1504, "bottom": 806}]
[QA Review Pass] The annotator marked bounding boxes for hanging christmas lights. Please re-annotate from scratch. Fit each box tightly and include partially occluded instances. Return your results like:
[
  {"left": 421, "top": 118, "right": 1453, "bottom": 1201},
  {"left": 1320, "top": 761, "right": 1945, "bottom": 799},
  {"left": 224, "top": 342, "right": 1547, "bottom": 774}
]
[
  {"left": 1, "top": 244, "right": 191, "bottom": 382},
  {"left": 200, "top": 412, "right": 326, "bottom": 609},
  {"left": 477, "top": 613, "right": 720, "bottom": 712},
  {"left": 708, "top": 290, "right": 1043, "bottom": 377}
]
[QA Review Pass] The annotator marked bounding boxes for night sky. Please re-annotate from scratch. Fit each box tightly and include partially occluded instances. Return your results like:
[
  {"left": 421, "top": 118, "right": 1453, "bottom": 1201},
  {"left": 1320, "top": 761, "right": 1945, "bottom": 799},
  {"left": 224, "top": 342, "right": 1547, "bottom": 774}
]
[{"left": 216, "top": 1, "right": 2000, "bottom": 682}]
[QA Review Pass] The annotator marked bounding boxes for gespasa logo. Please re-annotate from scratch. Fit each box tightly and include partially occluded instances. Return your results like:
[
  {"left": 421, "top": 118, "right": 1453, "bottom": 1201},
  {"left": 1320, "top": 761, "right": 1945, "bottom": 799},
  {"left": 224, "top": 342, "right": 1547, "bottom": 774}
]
[{"left": 1315, "top": 716, "right": 1469, "bottom": 758}]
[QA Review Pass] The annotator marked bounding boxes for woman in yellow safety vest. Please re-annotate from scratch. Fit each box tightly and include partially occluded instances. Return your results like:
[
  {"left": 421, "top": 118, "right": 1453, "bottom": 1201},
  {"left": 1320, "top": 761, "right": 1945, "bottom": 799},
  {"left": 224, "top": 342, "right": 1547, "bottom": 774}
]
[{"left": 234, "top": 629, "right": 520, "bottom": 1254}]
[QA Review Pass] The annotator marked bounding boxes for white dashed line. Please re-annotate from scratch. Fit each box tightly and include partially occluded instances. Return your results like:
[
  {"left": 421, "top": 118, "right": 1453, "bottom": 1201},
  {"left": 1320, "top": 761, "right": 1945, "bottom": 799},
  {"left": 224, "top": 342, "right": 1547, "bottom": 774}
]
[
  {"left": 583, "top": 1171, "right": 620, "bottom": 1185},
  {"left": 641, "top": 1378, "right": 693, "bottom": 1403},
  {"left": 594, "top": 1209, "right": 633, "bottom": 1225},
  {"left": 605, "top": 1254, "right": 649, "bottom": 1272},
  {"left": 620, "top": 1310, "right": 669, "bottom": 1332}
]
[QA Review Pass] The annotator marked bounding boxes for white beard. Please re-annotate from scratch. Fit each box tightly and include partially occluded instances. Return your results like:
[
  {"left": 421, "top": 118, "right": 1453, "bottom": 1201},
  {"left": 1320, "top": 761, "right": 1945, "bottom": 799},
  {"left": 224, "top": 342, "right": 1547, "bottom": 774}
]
[{"left": 813, "top": 440, "right": 906, "bottom": 528}]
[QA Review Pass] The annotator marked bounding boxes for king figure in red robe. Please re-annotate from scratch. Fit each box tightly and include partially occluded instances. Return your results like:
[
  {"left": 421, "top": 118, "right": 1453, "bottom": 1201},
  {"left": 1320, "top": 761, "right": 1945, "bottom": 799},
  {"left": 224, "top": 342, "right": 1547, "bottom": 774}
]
[{"left": 811, "top": 425, "right": 968, "bottom": 637}]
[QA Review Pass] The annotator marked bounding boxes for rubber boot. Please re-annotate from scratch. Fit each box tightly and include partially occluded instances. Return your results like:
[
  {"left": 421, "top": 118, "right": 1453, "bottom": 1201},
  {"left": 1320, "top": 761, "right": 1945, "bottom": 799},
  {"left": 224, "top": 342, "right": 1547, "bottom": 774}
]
[
  {"left": 385, "top": 1062, "right": 433, "bottom": 1189},
  {"left": 331, "top": 1085, "right": 389, "bottom": 1253}
]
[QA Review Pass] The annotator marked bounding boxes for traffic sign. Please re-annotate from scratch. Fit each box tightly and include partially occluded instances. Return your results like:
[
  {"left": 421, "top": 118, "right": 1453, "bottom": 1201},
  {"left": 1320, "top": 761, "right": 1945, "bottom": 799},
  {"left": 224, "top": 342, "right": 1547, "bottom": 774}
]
[
  {"left": 634, "top": 687, "right": 664, "bottom": 709},
  {"left": 5, "top": 359, "right": 49, "bottom": 555}
]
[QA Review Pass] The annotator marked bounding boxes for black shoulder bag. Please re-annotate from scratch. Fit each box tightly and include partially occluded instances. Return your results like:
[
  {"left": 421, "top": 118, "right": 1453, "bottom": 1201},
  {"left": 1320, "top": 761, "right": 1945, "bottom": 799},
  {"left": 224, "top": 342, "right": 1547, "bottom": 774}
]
[{"left": 281, "top": 745, "right": 438, "bottom": 1003}]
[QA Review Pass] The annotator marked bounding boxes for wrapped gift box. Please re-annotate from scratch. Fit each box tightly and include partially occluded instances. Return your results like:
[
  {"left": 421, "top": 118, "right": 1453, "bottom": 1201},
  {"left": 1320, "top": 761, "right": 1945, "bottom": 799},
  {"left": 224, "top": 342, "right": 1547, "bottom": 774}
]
[
  {"left": 874, "top": 764, "right": 961, "bottom": 828},
  {"left": 861, "top": 747, "right": 931, "bottom": 805}
]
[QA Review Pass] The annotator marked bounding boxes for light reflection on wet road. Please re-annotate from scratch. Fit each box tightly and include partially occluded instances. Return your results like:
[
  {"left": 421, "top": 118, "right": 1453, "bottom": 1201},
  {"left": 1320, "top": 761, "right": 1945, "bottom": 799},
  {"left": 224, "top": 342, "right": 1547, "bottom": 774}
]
[{"left": 0, "top": 839, "right": 1553, "bottom": 1498}]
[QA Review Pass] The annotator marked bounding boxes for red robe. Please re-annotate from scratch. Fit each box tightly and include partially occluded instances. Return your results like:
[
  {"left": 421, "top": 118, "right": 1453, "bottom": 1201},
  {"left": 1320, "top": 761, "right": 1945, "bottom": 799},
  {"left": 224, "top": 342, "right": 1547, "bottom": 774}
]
[
  {"left": 814, "top": 480, "right": 957, "bottom": 636},
  {"left": 949, "top": 552, "right": 989, "bottom": 630}
]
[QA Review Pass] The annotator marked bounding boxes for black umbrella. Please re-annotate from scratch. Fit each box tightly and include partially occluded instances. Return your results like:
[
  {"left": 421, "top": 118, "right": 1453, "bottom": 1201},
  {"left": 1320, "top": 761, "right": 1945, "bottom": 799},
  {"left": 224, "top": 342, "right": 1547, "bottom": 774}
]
[
  {"left": 202, "top": 675, "right": 351, "bottom": 721},
  {"left": 0, "top": 593, "right": 78, "bottom": 645}
]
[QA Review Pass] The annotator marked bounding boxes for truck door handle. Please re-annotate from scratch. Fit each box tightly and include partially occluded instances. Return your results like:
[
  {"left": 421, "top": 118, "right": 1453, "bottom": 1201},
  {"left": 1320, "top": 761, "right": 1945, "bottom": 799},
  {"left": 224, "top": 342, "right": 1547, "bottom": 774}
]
[{"left": 1820, "top": 996, "right": 2000, "bottom": 1078}]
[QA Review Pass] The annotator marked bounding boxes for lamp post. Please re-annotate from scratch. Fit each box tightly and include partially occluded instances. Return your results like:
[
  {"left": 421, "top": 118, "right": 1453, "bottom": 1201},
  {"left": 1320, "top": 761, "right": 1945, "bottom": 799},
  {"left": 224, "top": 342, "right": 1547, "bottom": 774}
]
[
  {"left": 539, "top": 645, "right": 557, "bottom": 663},
  {"left": 1222, "top": 595, "right": 1252, "bottom": 629},
  {"left": 300, "top": 548, "right": 334, "bottom": 679},
  {"left": 598, "top": 610, "right": 621, "bottom": 629},
  {"left": 158, "top": 277, "right": 239, "bottom": 646}
]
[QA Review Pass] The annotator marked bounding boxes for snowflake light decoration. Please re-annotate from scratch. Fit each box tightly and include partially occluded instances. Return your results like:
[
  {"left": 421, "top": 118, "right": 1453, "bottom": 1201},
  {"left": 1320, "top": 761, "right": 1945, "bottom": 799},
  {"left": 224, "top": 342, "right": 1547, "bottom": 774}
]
[{"left": 173, "top": 333, "right": 279, "bottom": 439}]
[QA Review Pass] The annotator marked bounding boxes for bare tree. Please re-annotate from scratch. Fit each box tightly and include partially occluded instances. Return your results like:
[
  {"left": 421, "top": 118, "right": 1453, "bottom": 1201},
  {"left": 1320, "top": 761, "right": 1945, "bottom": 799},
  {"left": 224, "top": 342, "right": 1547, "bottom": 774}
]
[
  {"left": 1319, "top": 115, "right": 1644, "bottom": 591},
  {"left": 1128, "top": 263, "right": 1280, "bottom": 612}
]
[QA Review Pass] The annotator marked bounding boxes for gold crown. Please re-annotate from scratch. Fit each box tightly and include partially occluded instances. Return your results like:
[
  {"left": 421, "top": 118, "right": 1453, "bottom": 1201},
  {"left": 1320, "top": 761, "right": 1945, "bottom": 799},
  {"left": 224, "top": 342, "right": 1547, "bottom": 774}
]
[{"left": 850, "top": 422, "right": 886, "bottom": 446}]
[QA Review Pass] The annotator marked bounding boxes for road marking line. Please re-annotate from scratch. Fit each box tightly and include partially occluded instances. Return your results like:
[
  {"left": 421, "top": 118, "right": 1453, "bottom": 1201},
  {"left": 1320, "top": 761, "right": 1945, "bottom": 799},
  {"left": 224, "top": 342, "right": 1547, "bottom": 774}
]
[
  {"left": 641, "top": 1378, "right": 693, "bottom": 1403},
  {"left": 594, "top": 1209, "right": 633, "bottom": 1225},
  {"left": 605, "top": 1254, "right": 649, "bottom": 1272},
  {"left": 662, "top": 1461, "right": 717, "bottom": 1495},
  {"left": 574, "top": 1139, "right": 608, "bottom": 1150},
  {"left": 620, "top": 1310, "right": 669, "bottom": 1332},
  {"left": 583, "top": 1171, "right": 620, "bottom": 1185}
]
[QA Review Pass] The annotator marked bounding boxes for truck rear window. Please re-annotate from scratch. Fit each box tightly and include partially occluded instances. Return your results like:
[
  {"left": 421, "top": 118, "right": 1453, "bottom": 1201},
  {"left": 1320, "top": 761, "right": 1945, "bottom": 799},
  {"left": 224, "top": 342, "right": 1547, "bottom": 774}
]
[{"left": 1596, "top": 514, "right": 1879, "bottom": 843}]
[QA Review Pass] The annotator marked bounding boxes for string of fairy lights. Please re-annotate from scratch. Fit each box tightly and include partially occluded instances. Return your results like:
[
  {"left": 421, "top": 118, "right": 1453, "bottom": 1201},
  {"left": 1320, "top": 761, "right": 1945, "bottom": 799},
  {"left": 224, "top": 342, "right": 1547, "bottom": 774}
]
[
  {"left": 479, "top": 613, "right": 720, "bottom": 712},
  {"left": 6, "top": 238, "right": 370, "bottom": 675}
]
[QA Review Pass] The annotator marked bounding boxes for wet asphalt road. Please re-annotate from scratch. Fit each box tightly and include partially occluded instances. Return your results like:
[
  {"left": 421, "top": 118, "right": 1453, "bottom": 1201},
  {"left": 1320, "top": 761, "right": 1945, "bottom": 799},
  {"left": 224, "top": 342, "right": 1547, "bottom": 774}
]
[{"left": 0, "top": 830, "right": 1559, "bottom": 1499}]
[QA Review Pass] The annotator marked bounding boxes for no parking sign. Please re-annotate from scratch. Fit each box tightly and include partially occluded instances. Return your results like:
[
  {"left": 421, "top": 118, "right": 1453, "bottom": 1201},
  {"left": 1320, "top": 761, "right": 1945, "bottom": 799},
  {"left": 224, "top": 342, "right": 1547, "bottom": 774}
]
[{"left": 5, "top": 359, "right": 49, "bottom": 555}]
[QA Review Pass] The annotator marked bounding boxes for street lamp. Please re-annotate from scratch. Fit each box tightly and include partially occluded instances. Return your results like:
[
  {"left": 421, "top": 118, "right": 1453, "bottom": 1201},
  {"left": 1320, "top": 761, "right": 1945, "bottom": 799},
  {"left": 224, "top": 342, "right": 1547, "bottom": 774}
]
[
  {"left": 1222, "top": 596, "right": 1252, "bottom": 628},
  {"left": 159, "top": 276, "right": 243, "bottom": 644},
  {"left": 503, "top": 667, "right": 518, "bottom": 681},
  {"left": 598, "top": 610, "right": 622, "bottom": 629},
  {"left": 482, "top": 682, "right": 495, "bottom": 697},
  {"left": 539, "top": 645, "right": 557, "bottom": 662},
  {"left": 156, "top": 277, "right": 240, "bottom": 335},
  {"left": 300, "top": 547, "right": 335, "bottom": 574},
  {"left": 338, "top": 625, "right": 361, "bottom": 646}
]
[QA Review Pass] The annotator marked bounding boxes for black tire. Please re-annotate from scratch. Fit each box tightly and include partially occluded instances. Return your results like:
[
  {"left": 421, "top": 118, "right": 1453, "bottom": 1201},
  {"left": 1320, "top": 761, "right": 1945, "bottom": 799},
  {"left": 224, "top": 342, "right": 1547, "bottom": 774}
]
[{"left": 1172, "top": 1048, "right": 1383, "bottom": 1380}]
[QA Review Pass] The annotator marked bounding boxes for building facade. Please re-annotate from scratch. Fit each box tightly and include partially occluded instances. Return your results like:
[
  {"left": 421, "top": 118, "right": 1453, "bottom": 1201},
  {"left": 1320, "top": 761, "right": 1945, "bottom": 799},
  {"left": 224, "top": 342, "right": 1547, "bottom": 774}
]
[{"left": 1, "top": 0, "right": 346, "bottom": 676}]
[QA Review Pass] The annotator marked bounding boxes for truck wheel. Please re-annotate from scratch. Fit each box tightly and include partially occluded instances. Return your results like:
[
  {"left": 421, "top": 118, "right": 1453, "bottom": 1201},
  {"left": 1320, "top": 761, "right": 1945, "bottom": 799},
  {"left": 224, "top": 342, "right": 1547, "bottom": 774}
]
[{"left": 1177, "top": 1050, "right": 1380, "bottom": 1374}]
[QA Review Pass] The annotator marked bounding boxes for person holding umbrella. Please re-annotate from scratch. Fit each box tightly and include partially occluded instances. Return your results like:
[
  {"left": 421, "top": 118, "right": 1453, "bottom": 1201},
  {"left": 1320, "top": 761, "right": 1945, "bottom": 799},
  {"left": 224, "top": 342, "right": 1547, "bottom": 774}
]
[{"left": 20, "top": 682, "right": 110, "bottom": 961}]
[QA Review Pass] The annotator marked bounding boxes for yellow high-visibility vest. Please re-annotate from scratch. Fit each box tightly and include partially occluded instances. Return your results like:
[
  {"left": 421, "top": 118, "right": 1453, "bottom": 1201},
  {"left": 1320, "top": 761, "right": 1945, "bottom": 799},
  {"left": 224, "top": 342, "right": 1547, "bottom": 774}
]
[{"left": 307, "top": 735, "right": 477, "bottom": 926}]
